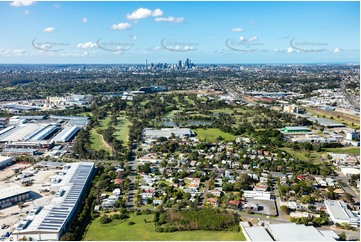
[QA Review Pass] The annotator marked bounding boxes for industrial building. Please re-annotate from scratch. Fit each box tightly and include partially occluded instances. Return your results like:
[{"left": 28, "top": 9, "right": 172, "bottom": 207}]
[
  {"left": 266, "top": 223, "right": 336, "bottom": 241},
  {"left": 244, "top": 190, "right": 272, "bottom": 200},
  {"left": 0, "top": 156, "right": 13, "bottom": 169},
  {"left": 281, "top": 126, "right": 311, "bottom": 133},
  {"left": 241, "top": 223, "right": 273, "bottom": 241},
  {"left": 12, "top": 162, "right": 95, "bottom": 241},
  {"left": 143, "top": 128, "right": 195, "bottom": 139},
  {"left": 308, "top": 117, "right": 346, "bottom": 128},
  {"left": 52, "top": 126, "right": 80, "bottom": 143},
  {"left": 324, "top": 200, "right": 360, "bottom": 227},
  {"left": 283, "top": 104, "right": 299, "bottom": 114},
  {"left": 0, "top": 185, "right": 31, "bottom": 209},
  {"left": 0, "top": 123, "right": 58, "bottom": 143},
  {"left": 240, "top": 222, "right": 337, "bottom": 241},
  {"left": 49, "top": 115, "right": 89, "bottom": 127}
]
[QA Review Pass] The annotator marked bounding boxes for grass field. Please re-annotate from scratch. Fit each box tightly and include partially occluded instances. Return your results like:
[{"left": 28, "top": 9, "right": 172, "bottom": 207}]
[
  {"left": 281, "top": 148, "right": 324, "bottom": 163},
  {"left": 195, "top": 128, "right": 236, "bottom": 142},
  {"left": 323, "top": 147, "right": 360, "bottom": 155},
  {"left": 83, "top": 214, "right": 245, "bottom": 241},
  {"left": 114, "top": 115, "right": 131, "bottom": 143},
  {"left": 89, "top": 129, "right": 112, "bottom": 153},
  {"left": 89, "top": 116, "right": 112, "bottom": 153},
  {"left": 210, "top": 109, "right": 234, "bottom": 114}
]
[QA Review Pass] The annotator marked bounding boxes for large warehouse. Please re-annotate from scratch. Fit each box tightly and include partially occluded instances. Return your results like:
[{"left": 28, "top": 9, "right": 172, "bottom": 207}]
[
  {"left": 0, "top": 156, "right": 13, "bottom": 169},
  {"left": 324, "top": 200, "right": 360, "bottom": 227},
  {"left": 52, "top": 126, "right": 80, "bottom": 143},
  {"left": 281, "top": 126, "right": 311, "bottom": 133},
  {"left": 143, "top": 128, "right": 195, "bottom": 139},
  {"left": 240, "top": 222, "right": 337, "bottom": 241},
  {"left": 12, "top": 162, "right": 95, "bottom": 241},
  {"left": 0, "top": 185, "right": 31, "bottom": 209}
]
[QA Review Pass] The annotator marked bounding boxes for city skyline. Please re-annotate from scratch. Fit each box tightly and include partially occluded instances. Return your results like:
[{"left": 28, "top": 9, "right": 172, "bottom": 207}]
[{"left": 0, "top": 1, "right": 359, "bottom": 64}]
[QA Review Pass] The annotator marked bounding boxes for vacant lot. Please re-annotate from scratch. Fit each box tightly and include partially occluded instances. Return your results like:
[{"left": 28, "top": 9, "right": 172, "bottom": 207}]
[
  {"left": 195, "top": 128, "right": 236, "bottom": 142},
  {"left": 324, "top": 147, "right": 360, "bottom": 155},
  {"left": 83, "top": 214, "right": 245, "bottom": 241}
]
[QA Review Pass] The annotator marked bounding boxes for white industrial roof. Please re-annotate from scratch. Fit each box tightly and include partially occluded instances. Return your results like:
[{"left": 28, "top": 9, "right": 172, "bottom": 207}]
[
  {"left": 244, "top": 226, "right": 274, "bottom": 241},
  {"left": 52, "top": 126, "right": 79, "bottom": 142},
  {"left": 143, "top": 128, "right": 194, "bottom": 138},
  {"left": 267, "top": 223, "right": 335, "bottom": 241},
  {"left": 13, "top": 162, "right": 94, "bottom": 235},
  {"left": 325, "top": 200, "right": 358, "bottom": 221},
  {"left": 0, "top": 124, "right": 45, "bottom": 142},
  {"left": 0, "top": 184, "right": 30, "bottom": 200},
  {"left": 284, "top": 126, "right": 310, "bottom": 130}
]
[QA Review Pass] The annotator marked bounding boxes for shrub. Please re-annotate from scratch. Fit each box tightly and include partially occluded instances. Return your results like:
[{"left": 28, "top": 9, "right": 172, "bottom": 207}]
[{"left": 99, "top": 216, "right": 112, "bottom": 224}]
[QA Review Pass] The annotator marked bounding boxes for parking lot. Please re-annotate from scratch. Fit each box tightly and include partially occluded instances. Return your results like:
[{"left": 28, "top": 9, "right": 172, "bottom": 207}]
[{"left": 246, "top": 198, "right": 278, "bottom": 216}]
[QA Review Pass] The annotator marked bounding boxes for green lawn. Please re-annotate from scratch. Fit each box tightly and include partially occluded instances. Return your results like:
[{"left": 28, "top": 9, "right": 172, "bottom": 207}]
[
  {"left": 210, "top": 109, "right": 234, "bottom": 114},
  {"left": 281, "top": 148, "right": 324, "bottom": 163},
  {"left": 89, "top": 116, "right": 112, "bottom": 153},
  {"left": 89, "top": 129, "right": 112, "bottom": 153},
  {"left": 323, "top": 147, "right": 360, "bottom": 155},
  {"left": 114, "top": 115, "right": 131, "bottom": 143},
  {"left": 83, "top": 214, "right": 245, "bottom": 241},
  {"left": 195, "top": 128, "right": 236, "bottom": 142},
  {"left": 184, "top": 96, "right": 195, "bottom": 106}
]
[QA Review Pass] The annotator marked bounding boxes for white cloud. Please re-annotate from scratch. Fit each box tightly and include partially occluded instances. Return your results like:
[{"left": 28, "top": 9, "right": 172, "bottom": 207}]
[
  {"left": 111, "top": 22, "right": 132, "bottom": 30},
  {"left": 24, "top": 9, "right": 29, "bottom": 14},
  {"left": 133, "top": 35, "right": 137, "bottom": 40},
  {"left": 239, "top": 36, "right": 245, "bottom": 41},
  {"left": 151, "top": 9, "right": 163, "bottom": 17},
  {"left": 60, "top": 51, "right": 88, "bottom": 57},
  {"left": 248, "top": 36, "right": 258, "bottom": 42},
  {"left": 154, "top": 46, "right": 160, "bottom": 50},
  {"left": 334, "top": 48, "right": 341, "bottom": 53},
  {"left": 126, "top": 8, "right": 163, "bottom": 20},
  {"left": 287, "top": 47, "right": 293, "bottom": 53},
  {"left": 76, "top": 42, "right": 97, "bottom": 49},
  {"left": 183, "top": 46, "right": 194, "bottom": 51},
  {"left": 231, "top": 27, "right": 243, "bottom": 32},
  {"left": 82, "top": 17, "right": 88, "bottom": 23},
  {"left": 155, "top": 16, "right": 184, "bottom": 23},
  {"left": 10, "top": 0, "right": 35, "bottom": 7},
  {"left": 43, "top": 27, "right": 56, "bottom": 33},
  {"left": 13, "top": 49, "right": 26, "bottom": 54}
]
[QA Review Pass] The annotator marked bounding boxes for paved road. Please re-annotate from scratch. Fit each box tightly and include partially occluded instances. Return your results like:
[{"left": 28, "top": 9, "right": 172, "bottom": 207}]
[
  {"left": 126, "top": 143, "right": 138, "bottom": 208},
  {"left": 335, "top": 172, "right": 360, "bottom": 204},
  {"left": 274, "top": 187, "right": 288, "bottom": 220},
  {"left": 340, "top": 78, "right": 360, "bottom": 110}
]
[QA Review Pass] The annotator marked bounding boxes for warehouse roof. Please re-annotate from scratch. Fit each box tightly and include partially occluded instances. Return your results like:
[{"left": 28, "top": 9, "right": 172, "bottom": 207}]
[
  {"left": 143, "top": 128, "right": 194, "bottom": 138},
  {"left": 12, "top": 162, "right": 95, "bottom": 235},
  {"left": 309, "top": 117, "right": 346, "bottom": 127},
  {"left": 324, "top": 200, "right": 358, "bottom": 221},
  {"left": 266, "top": 223, "right": 335, "bottom": 241},
  {"left": 52, "top": 126, "right": 79, "bottom": 142},
  {"left": 244, "top": 226, "right": 273, "bottom": 241},
  {"left": 283, "top": 126, "right": 310, "bottom": 131}
]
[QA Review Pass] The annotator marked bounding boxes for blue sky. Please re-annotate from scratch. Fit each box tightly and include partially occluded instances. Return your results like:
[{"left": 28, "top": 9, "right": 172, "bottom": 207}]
[{"left": 0, "top": 1, "right": 359, "bottom": 64}]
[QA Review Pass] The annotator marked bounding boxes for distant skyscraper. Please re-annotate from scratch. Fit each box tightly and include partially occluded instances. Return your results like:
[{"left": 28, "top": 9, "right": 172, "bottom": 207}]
[{"left": 178, "top": 60, "right": 182, "bottom": 69}]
